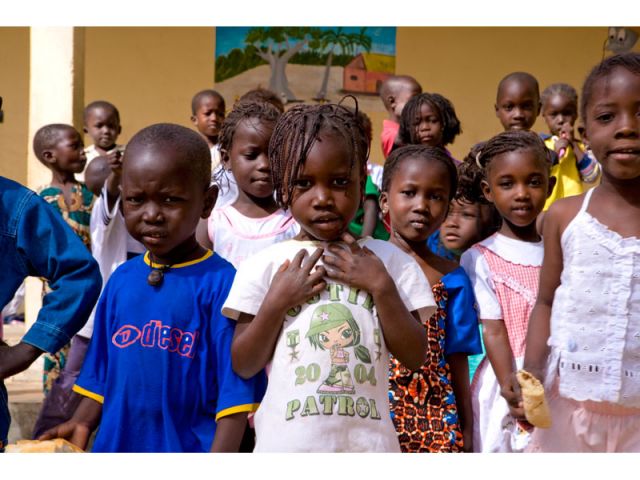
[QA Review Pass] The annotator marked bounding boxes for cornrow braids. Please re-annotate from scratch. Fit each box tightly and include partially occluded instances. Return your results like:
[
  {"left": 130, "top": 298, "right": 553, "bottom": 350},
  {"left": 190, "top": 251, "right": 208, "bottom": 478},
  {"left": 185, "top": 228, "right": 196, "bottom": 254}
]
[
  {"left": 381, "top": 144, "right": 457, "bottom": 200},
  {"left": 218, "top": 99, "right": 281, "bottom": 165},
  {"left": 581, "top": 52, "right": 640, "bottom": 122},
  {"left": 398, "top": 92, "right": 462, "bottom": 147},
  {"left": 269, "top": 99, "right": 370, "bottom": 209},
  {"left": 455, "top": 152, "right": 490, "bottom": 205},
  {"left": 541, "top": 83, "right": 578, "bottom": 109},
  {"left": 475, "top": 130, "right": 552, "bottom": 174}
]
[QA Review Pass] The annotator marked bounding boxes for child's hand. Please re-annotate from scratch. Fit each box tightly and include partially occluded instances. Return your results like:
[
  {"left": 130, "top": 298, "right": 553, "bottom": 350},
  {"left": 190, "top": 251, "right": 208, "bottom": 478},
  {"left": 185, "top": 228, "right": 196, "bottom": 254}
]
[
  {"left": 267, "top": 247, "right": 327, "bottom": 312},
  {"left": 323, "top": 232, "right": 391, "bottom": 296},
  {"left": 501, "top": 374, "right": 526, "bottom": 420},
  {"left": 559, "top": 123, "right": 576, "bottom": 144},
  {"left": 38, "top": 421, "right": 91, "bottom": 451},
  {"left": 106, "top": 149, "right": 123, "bottom": 175}
]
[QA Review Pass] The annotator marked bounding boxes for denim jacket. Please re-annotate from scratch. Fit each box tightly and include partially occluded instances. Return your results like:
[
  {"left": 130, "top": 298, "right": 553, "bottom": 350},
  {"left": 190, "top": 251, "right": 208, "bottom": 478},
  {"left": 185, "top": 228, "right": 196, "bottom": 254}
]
[{"left": 1, "top": 176, "right": 102, "bottom": 449}]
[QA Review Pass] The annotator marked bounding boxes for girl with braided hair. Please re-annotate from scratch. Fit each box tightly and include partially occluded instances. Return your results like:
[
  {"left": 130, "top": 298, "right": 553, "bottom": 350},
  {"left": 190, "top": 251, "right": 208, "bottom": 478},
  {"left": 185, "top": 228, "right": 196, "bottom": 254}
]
[
  {"left": 222, "top": 100, "right": 436, "bottom": 452},
  {"left": 459, "top": 130, "right": 554, "bottom": 452},
  {"left": 197, "top": 100, "right": 299, "bottom": 269},
  {"left": 396, "top": 92, "right": 462, "bottom": 162}
]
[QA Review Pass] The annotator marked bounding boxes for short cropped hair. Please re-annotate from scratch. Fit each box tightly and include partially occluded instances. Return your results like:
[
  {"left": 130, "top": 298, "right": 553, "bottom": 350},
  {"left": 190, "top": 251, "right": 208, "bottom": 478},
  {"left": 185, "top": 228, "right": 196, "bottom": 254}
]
[
  {"left": 84, "top": 100, "right": 121, "bottom": 125},
  {"left": 33, "top": 123, "right": 76, "bottom": 162},
  {"left": 191, "top": 89, "right": 225, "bottom": 115},
  {"left": 125, "top": 123, "right": 212, "bottom": 189}
]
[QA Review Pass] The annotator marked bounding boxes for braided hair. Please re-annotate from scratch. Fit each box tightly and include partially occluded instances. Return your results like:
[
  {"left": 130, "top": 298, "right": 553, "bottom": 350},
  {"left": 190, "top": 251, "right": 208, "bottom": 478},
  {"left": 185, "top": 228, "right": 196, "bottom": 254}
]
[
  {"left": 381, "top": 144, "right": 457, "bottom": 200},
  {"left": 398, "top": 92, "right": 462, "bottom": 147},
  {"left": 541, "top": 83, "right": 578, "bottom": 110},
  {"left": 475, "top": 130, "right": 552, "bottom": 175},
  {"left": 214, "top": 100, "right": 281, "bottom": 188},
  {"left": 581, "top": 52, "right": 640, "bottom": 123},
  {"left": 456, "top": 150, "right": 490, "bottom": 205},
  {"left": 269, "top": 99, "right": 370, "bottom": 209}
]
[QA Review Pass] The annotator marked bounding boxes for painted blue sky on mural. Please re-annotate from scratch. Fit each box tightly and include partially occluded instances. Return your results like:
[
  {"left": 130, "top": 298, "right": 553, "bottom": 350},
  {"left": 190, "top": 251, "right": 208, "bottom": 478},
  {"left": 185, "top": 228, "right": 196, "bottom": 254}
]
[{"left": 215, "top": 27, "right": 396, "bottom": 58}]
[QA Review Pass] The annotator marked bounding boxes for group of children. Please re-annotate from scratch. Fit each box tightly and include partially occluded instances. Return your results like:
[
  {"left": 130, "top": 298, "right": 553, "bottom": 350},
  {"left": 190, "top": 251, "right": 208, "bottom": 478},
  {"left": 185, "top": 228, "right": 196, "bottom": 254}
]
[{"left": 1, "top": 52, "right": 638, "bottom": 453}]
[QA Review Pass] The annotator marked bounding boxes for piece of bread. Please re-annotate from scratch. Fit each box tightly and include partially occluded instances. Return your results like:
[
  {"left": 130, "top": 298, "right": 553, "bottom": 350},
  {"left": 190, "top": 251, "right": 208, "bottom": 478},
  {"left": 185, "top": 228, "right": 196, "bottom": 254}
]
[
  {"left": 516, "top": 369, "right": 552, "bottom": 428},
  {"left": 5, "top": 438, "right": 84, "bottom": 453}
]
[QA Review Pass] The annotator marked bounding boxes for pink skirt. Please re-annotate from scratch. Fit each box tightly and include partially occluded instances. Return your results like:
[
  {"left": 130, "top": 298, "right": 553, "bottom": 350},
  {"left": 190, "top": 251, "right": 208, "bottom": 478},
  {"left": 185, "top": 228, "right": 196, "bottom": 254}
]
[{"left": 526, "top": 383, "right": 640, "bottom": 453}]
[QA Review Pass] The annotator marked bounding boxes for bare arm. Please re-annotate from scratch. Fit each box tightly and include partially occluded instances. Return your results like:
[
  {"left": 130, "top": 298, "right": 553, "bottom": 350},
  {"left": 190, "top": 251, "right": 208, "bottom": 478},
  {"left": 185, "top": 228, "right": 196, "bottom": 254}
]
[
  {"left": 523, "top": 202, "right": 566, "bottom": 381},
  {"left": 231, "top": 248, "right": 327, "bottom": 378},
  {"left": 447, "top": 352, "right": 473, "bottom": 452},
  {"left": 482, "top": 318, "right": 523, "bottom": 417},
  {"left": 323, "top": 233, "right": 427, "bottom": 370},
  {"left": 210, "top": 412, "right": 248, "bottom": 452},
  {"left": 0, "top": 342, "right": 42, "bottom": 380},
  {"left": 38, "top": 396, "right": 103, "bottom": 450},
  {"left": 360, "top": 197, "right": 379, "bottom": 238}
]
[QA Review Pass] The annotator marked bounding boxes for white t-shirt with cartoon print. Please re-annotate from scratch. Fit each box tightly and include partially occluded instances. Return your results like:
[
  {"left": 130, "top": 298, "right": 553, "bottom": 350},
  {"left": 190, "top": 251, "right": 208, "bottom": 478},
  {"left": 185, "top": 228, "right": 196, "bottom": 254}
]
[{"left": 222, "top": 238, "right": 435, "bottom": 452}]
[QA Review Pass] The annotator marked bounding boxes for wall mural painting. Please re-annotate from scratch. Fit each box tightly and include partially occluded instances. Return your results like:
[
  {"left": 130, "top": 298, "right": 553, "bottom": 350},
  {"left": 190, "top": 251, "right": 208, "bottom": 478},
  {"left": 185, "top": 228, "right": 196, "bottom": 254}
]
[{"left": 215, "top": 27, "right": 397, "bottom": 112}]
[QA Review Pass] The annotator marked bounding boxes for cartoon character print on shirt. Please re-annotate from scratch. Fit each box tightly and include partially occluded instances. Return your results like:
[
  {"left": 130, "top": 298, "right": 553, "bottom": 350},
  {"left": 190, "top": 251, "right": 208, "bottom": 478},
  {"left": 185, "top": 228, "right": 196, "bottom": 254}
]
[
  {"left": 282, "top": 284, "right": 383, "bottom": 422},
  {"left": 306, "top": 304, "right": 371, "bottom": 395}
]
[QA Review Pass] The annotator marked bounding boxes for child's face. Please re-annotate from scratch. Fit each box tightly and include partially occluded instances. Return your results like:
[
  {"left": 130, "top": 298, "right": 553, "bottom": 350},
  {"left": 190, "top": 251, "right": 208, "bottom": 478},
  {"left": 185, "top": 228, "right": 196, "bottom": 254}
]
[
  {"left": 392, "top": 84, "right": 421, "bottom": 118},
  {"left": 191, "top": 96, "right": 225, "bottom": 140},
  {"left": 413, "top": 103, "right": 444, "bottom": 147},
  {"left": 289, "top": 135, "right": 362, "bottom": 242},
  {"left": 380, "top": 156, "right": 451, "bottom": 245},
  {"left": 495, "top": 80, "right": 540, "bottom": 131},
  {"left": 583, "top": 67, "right": 640, "bottom": 182},
  {"left": 84, "top": 107, "right": 121, "bottom": 150},
  {"left": 225, "top": 118, "right": 274, "bottom": 200},
  {"left": 482, "top": 150, "right": 549, "bottom": 229},
  {"left": 122, "top": 146, "right": 214, "bottom": 265},
  {"left": 440, "top": 199, "right": 482, "bottom": 253},
  {"left": 50, "top": 129, "right": 87, "bottom": 174},
  {"left": 542, "top": 94, "right": 578, "bottom": 136}
]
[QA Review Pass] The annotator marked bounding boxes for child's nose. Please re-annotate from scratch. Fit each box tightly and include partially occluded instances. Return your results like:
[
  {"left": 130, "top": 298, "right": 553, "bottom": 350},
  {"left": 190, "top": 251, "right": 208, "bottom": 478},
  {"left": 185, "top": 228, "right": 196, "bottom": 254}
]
[
  {"left": 615, "top": 112, "right": 640, "bottom": 137},
  {"left": 312, "top": 185, "right": 334, "bottom": 207},
  {"left": 142, "top": 203, "right": 163, "bottom": 222}
]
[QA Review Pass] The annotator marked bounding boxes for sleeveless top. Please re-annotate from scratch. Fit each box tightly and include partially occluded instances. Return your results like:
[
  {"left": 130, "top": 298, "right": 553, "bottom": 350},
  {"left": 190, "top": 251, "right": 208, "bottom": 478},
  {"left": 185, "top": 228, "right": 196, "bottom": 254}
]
[
  {"left": 208, "top": 205, "right": 299, "bottom": 269},
  {"left": 477, "top": 243, "right": 540, "bottom": 358},
  {"left": 547, "top": 188, "right": 640, "bottom": 407}
]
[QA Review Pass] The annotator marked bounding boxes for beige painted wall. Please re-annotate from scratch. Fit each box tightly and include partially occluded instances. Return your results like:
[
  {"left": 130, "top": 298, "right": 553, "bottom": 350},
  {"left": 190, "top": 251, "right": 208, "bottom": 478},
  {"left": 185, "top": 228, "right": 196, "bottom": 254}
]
[
  {"left": 2, "top": 27, "right": 636, "bottom": 180},
  {"left": 84, "top": 27, "right": 215, "bottom": 147},
  {"left": 0, "top": 28, "right": 30, "bottom": 184},
  {"left": 396, "top": 27, "right": 617, "bottom": 160}
]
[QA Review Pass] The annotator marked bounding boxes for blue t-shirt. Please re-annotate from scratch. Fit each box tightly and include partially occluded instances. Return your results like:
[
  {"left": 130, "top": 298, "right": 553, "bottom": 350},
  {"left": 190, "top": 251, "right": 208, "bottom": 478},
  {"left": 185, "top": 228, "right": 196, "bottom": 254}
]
[{"left": 75, "top": 251, "right": 266, "bottom": 452}]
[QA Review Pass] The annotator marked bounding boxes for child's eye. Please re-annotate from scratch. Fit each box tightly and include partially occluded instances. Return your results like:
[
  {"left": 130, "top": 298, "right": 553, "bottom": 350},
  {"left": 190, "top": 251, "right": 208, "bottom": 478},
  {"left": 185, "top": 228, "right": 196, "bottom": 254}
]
[
  {"left": 125, "top": 196, "right": 143, "bottom": 205},
  {"left": 332, "top": 178, "right": 350, "bottom": 187},
  {"left": 529, "top": 178, "right": 543, "bottom": 187},
  {"left": 498, "top": 181, "right": 512, "bottom": 188},
  {"left": 292, "top": 179, "right": 311, "bottom": 189},
  {"left": 429, "top": 193, "right": 443, "bottom": 201},
  {"left": 401, "top": 190, "right": 415, "bottom": 197},
  {"left": 595, "top": 112, "right": 614, "bottom": 123},
  {"left": 164, "top": 196, "right": 182, "bottom": 203},
  {"left": 463, "top": 212, "right": 478, "bottom": 219}
]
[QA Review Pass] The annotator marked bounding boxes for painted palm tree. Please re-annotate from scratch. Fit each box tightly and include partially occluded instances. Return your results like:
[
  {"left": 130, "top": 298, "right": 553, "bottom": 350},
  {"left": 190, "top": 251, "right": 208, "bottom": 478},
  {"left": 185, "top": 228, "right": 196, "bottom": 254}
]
[
  {"left": 313, "top": 27, "right": 372, "bottom": 102},
  {"left": 246, "top": 27, "right": 321, "bottom": 103}
]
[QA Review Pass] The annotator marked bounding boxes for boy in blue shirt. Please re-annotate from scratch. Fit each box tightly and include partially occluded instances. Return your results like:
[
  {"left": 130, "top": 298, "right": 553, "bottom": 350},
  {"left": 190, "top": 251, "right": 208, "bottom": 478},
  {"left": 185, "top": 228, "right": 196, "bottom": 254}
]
[{"left": 40, "top": 123, "right": 266, "bottom": 452}]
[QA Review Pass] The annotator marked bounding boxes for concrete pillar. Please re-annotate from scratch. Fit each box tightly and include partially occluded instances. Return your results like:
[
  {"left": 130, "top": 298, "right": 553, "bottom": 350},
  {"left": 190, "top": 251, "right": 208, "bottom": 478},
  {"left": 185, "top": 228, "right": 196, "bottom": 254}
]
[{"left": 24, "top": 27, "right": 85, "bottom": 333}]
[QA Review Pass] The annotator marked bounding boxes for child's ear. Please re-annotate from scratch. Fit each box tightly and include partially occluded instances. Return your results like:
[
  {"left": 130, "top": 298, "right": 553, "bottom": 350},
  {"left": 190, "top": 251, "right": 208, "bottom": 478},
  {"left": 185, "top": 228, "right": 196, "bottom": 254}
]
[
  {"left": 190, "top": 115, "right": 197, "bottom": 126},
  {"left": 83, "top": 126, "right": 88, "bottom": 134},
  {"left": 494, "top": 104, "right": 499, "bottom": 116},
  {"left": 546, "top": 175, "right": 557, "bottom": 199},
  {"left": 379, "top": 191, "right": 389, "bottom": 216},
  {"left": 202, "top": 184, "right": 218, "bottom": 218},
  {"left": 41, "top": 149, "right": 56, "bottom": 166},
  {"left": 481, "top": 179, "right": 494, "bottom": 203}
]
